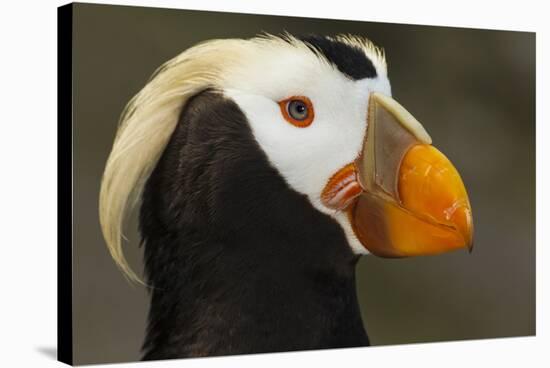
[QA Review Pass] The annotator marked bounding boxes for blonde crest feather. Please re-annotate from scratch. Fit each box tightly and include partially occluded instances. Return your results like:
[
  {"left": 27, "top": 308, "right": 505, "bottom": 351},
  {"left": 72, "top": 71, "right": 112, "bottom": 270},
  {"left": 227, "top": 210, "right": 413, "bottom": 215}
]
[{"left": 99, "top": 39, "right": 246, "bottom": 283}]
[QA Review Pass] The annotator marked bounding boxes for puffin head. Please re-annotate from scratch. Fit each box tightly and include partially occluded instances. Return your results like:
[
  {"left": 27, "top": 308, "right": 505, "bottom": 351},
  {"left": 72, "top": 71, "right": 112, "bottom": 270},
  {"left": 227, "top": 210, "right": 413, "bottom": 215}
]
[{"left": 100, "top": 34, "right": 473, "bottom": 283}]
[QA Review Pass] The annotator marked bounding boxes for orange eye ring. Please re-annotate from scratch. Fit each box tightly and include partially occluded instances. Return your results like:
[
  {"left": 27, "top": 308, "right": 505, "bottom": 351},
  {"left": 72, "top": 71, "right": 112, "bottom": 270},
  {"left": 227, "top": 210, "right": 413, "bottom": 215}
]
[{"left": 278, "top": 96, "right": 315, "bottom": 128}]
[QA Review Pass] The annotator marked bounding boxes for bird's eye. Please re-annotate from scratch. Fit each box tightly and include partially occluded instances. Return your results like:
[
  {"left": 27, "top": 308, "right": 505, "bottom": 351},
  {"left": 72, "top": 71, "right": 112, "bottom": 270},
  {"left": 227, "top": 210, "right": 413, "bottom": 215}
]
[
  {"left": 278, "top": 96, "right": 314, "bottom": 128},
  {"left": 288, "top": 100, "right": 308, "bottom": 120}
]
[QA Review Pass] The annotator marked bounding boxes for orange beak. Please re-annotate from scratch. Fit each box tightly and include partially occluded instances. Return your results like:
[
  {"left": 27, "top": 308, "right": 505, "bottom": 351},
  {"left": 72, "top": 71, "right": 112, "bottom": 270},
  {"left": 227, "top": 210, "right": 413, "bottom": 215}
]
[{"left": 323, "top": 93, "right": 473, "bottom": 257}]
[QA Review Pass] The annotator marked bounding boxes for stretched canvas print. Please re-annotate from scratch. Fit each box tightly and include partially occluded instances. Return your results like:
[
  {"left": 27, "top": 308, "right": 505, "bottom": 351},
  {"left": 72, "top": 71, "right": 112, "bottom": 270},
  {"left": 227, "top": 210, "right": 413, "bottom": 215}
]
[{"left": 58, "top": 2, "right": 536, "bottom": 365}]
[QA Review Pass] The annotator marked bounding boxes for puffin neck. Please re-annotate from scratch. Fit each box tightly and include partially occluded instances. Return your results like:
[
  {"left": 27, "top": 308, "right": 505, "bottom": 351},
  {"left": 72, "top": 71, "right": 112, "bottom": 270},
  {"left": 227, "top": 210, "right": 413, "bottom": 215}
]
[{"left": 137, "top": 90, "right": 369, "bottom": 359}]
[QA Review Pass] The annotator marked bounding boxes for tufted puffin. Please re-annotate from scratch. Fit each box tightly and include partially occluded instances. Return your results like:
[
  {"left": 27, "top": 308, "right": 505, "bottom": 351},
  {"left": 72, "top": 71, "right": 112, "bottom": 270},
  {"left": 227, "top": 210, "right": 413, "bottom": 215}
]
[{"left": 99, "top": 34, "right": 473, "bottom": 360}]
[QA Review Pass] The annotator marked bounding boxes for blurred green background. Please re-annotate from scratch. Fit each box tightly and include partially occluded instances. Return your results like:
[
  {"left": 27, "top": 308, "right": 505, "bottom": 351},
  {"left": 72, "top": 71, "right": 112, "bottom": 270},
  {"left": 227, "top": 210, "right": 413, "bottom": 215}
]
[{"left": 71, "top": 3, "right": 535, "bottom": 365}]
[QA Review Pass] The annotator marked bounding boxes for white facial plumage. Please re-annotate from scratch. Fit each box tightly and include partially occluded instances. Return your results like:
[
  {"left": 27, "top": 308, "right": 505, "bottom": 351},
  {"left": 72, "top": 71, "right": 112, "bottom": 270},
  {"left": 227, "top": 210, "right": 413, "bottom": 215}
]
[{"left": 221, "top": 40, "right": 392, "bottom": 254}]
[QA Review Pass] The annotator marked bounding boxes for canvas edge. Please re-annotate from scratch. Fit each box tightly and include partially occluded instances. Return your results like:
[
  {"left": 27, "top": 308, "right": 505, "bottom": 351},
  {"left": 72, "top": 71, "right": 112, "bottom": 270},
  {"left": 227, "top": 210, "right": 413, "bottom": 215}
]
[{"left": 58, "top": 2, "right": 74, "bottom": 366}]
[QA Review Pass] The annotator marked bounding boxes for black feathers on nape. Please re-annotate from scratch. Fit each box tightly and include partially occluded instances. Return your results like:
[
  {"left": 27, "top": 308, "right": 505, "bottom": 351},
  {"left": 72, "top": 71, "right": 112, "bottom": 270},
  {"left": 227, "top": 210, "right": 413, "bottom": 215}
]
[{"left": 298, "top": 35, "right": 378, "bottom": 80}]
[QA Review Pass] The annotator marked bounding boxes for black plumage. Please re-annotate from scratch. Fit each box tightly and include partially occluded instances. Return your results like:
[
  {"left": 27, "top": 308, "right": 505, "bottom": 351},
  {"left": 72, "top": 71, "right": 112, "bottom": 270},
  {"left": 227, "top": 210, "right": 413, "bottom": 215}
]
[
  {"left": 139, "top": 90, "right": 369, "bottom": 359},
  {"left": 299, "top": 35, "right": 378, "bottom": 80}
]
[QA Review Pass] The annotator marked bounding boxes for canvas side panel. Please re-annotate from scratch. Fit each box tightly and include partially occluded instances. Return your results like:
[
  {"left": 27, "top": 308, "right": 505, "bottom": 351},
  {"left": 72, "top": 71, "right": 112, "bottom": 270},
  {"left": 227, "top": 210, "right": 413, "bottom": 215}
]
[{"left": 58, "top": 3, "right": 74, "bottom": 366}]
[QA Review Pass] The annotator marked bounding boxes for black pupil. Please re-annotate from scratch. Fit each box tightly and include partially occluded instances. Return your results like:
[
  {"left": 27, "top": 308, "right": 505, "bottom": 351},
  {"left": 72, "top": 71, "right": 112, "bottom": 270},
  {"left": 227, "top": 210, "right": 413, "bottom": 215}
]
[{"left": 289, "top": 100, "right": 308, "bottom": 120}]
